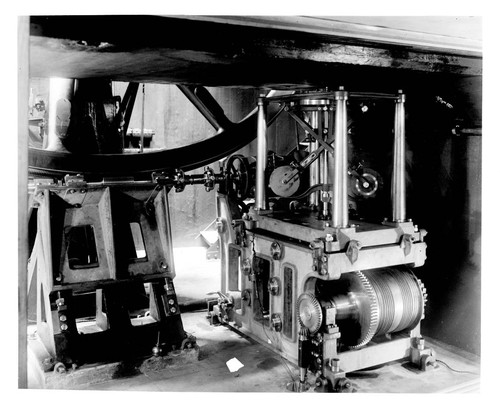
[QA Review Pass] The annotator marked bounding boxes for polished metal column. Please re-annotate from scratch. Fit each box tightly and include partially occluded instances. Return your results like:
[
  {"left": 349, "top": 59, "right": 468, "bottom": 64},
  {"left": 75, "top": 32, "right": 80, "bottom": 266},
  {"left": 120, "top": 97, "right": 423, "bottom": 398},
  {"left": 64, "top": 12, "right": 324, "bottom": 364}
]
[
  {"left": 255, "top": 96, "right": 268, "bottom": 210},
  {"left": 392, "top": 90, "right": 406, "bottom": 222},
  {"left": 46, "top": 78, "right": 75, "bottom": 151},
  {"left": 321, "top": 127, "right": 330, "bottom": 219},
  {"left": 331, "top": 87, "right": 349, "bottom": 228},
  {"left": 307, "top": 110, "right": 320, "bottom": 207}
]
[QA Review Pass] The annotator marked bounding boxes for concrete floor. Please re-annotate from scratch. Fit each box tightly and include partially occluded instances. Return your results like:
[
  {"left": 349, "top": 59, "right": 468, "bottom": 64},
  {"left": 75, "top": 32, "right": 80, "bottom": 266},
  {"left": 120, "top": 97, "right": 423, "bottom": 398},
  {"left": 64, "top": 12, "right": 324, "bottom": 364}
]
[
  {"left": 27, "top": 247, "right": 481, "bottom": 393},
  {"left": 71, "top": 310, "right": 479, "bottom": 393}
]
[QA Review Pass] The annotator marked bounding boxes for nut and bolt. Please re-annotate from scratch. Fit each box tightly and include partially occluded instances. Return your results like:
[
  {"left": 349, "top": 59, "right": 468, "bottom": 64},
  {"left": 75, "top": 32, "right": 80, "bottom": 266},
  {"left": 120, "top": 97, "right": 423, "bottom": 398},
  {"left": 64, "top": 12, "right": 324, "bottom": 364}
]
[
  {"left": 168, "top": 299, "right": 175, "bottom": 305},
  {"left": 60, "top": 323, "right": 68, "bottom": 331},
  {"left": 170, "top": 307, "right": 177, "bottom": 314},
  {"left": 59, "top": 315, "right": 67, "bottom": 322}
]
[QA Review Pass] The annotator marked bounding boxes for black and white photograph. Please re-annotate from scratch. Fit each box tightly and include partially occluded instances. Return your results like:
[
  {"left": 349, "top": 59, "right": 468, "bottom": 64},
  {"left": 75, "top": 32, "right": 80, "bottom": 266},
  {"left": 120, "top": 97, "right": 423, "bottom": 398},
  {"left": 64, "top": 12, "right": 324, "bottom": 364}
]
[{"left": 9, "top": 3, "right": 497, "bottom": 405}]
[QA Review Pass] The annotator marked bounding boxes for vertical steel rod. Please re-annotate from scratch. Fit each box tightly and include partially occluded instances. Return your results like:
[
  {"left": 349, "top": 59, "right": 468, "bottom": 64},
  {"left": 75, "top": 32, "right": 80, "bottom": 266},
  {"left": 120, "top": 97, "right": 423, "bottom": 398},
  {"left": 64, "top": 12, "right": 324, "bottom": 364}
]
[
  {"left": 255, "top": 96, "right": 268, "bottom": 210},
  {"left": 309, "top": 138, "right": 319, "bottom": 207},
  {"left": 392, "top": 90, "right": 406, "bottom": 222},
  {"left": 320, "top": 113, "right": 330, "bottom": 219},
  {"left": 140, "top": 84, "right": 145, "bottom": 153},
  {"left": 307, "top": 110, "right": 320, "bottom": 207},
  {"left": 332, "top": 87, "right": 349, "bottom": 228}
]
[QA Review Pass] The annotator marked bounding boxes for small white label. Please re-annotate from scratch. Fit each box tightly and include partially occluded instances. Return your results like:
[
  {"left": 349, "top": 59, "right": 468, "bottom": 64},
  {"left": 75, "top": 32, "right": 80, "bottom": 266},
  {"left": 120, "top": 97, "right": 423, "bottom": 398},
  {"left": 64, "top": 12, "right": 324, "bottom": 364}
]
[{"left": 226, "top": 357, "right": 244, "bottom": 373}]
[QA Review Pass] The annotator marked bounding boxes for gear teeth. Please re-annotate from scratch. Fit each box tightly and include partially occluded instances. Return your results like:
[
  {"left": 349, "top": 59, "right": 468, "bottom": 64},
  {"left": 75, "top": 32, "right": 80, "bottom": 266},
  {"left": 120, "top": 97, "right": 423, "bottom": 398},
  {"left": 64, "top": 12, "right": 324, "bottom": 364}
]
[
  {"left": 297, "top": 293, "right": 323, "bottom": 335},
  {"left": 418, "top": 279, "right": 427, "bottom": 319},
  {"left": 350, "top": 271, "right": 379, "bottom": 349}
]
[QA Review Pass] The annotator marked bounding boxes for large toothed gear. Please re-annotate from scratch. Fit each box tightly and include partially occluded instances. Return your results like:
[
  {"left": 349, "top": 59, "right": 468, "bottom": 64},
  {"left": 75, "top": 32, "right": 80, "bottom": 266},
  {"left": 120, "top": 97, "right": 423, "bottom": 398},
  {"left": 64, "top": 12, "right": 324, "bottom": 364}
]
[
  {"left": 297, "top": 292, "right": 323, "bottom": 334},
  {"left": 313, "top": 267, "right": 427, "bottom": 348},
  {"left": 350, "top": 271, "right": 380, "bottom": 349}
]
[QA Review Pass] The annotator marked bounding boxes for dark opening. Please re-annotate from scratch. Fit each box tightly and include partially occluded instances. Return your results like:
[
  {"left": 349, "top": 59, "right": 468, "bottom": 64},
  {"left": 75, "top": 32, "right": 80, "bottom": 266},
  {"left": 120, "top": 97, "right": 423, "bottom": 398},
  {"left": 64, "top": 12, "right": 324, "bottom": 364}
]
[
  {"left": 252, "top": 255, "right": 271, "bottom": 322},
  {"left": 67, "top": 225, "right": 99, "bottom": 269},
  {"left": 283, "top": 266, "right": 294, "bottom": 339}
]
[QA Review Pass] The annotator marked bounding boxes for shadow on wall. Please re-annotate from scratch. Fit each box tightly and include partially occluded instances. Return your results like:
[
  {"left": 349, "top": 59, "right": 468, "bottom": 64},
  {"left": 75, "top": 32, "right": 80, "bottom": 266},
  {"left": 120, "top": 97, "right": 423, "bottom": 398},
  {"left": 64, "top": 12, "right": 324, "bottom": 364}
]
[{"left": 405, "top": 76, "right": 481, "bottom": 356}]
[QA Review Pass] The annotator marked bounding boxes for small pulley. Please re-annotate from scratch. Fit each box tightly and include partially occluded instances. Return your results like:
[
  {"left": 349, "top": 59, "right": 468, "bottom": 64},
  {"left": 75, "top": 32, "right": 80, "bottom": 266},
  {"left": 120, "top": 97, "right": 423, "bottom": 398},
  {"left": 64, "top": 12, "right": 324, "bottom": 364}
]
[{"left": 348, "top": 167, "right": 383, "bottom": 199}]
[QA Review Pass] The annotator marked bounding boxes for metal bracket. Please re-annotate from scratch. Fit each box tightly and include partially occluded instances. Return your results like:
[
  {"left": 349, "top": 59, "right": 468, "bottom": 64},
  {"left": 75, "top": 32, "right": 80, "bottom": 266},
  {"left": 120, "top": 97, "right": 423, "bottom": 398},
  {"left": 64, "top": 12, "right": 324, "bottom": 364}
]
[
  {"left": 270, "top": 241, "right": 283, "bottom": 260},
  {"left": 400, "top": 234, "right": 414, "bottom": 256},
  {"left": 310, "top": 239, "right": 328, "bottom": 275},
  {"left": 410, "top": 336, "right": 436, "bottom": 371},
  {"left": 346, "top": 240, "right": 362, "bottom": 264}
]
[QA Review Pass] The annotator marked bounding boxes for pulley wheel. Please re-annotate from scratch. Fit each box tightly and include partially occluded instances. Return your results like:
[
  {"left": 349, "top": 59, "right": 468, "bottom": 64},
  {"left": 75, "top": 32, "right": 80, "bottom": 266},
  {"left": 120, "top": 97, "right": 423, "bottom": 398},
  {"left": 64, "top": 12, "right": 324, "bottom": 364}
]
[
  {"left": 225, "top": 154, "right": 252, "bottom": 200},
  {"left": 269, "top": 165, "right": 300, "bottom": 197}
]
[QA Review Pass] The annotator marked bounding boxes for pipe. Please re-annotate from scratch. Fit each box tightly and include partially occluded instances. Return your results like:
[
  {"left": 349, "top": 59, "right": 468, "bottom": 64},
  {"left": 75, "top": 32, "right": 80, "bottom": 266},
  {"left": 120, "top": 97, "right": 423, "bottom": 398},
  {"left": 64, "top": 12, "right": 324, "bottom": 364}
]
[
  {"left": 331, "top": 87, "right": 349, "bottom": 228},
  {"left": 255, "top": 96, "right": 268, "bottom": 210},
  {"left": 392, "top": 90, "right": 406, "bottom": 222},
  {"left": 309, "top": 139, "right": 320, "bottom": 207},
  {"left": 46, "top": 78, "right": 75, "bottom": 151}
]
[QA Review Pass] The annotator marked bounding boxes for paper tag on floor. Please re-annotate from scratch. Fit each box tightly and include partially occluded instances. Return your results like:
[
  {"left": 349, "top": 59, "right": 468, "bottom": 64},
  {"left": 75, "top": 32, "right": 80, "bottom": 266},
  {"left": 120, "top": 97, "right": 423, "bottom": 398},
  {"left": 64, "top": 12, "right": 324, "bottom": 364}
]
[{"left": 226, "top": 357, "right": 244, "bottom": 373}]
